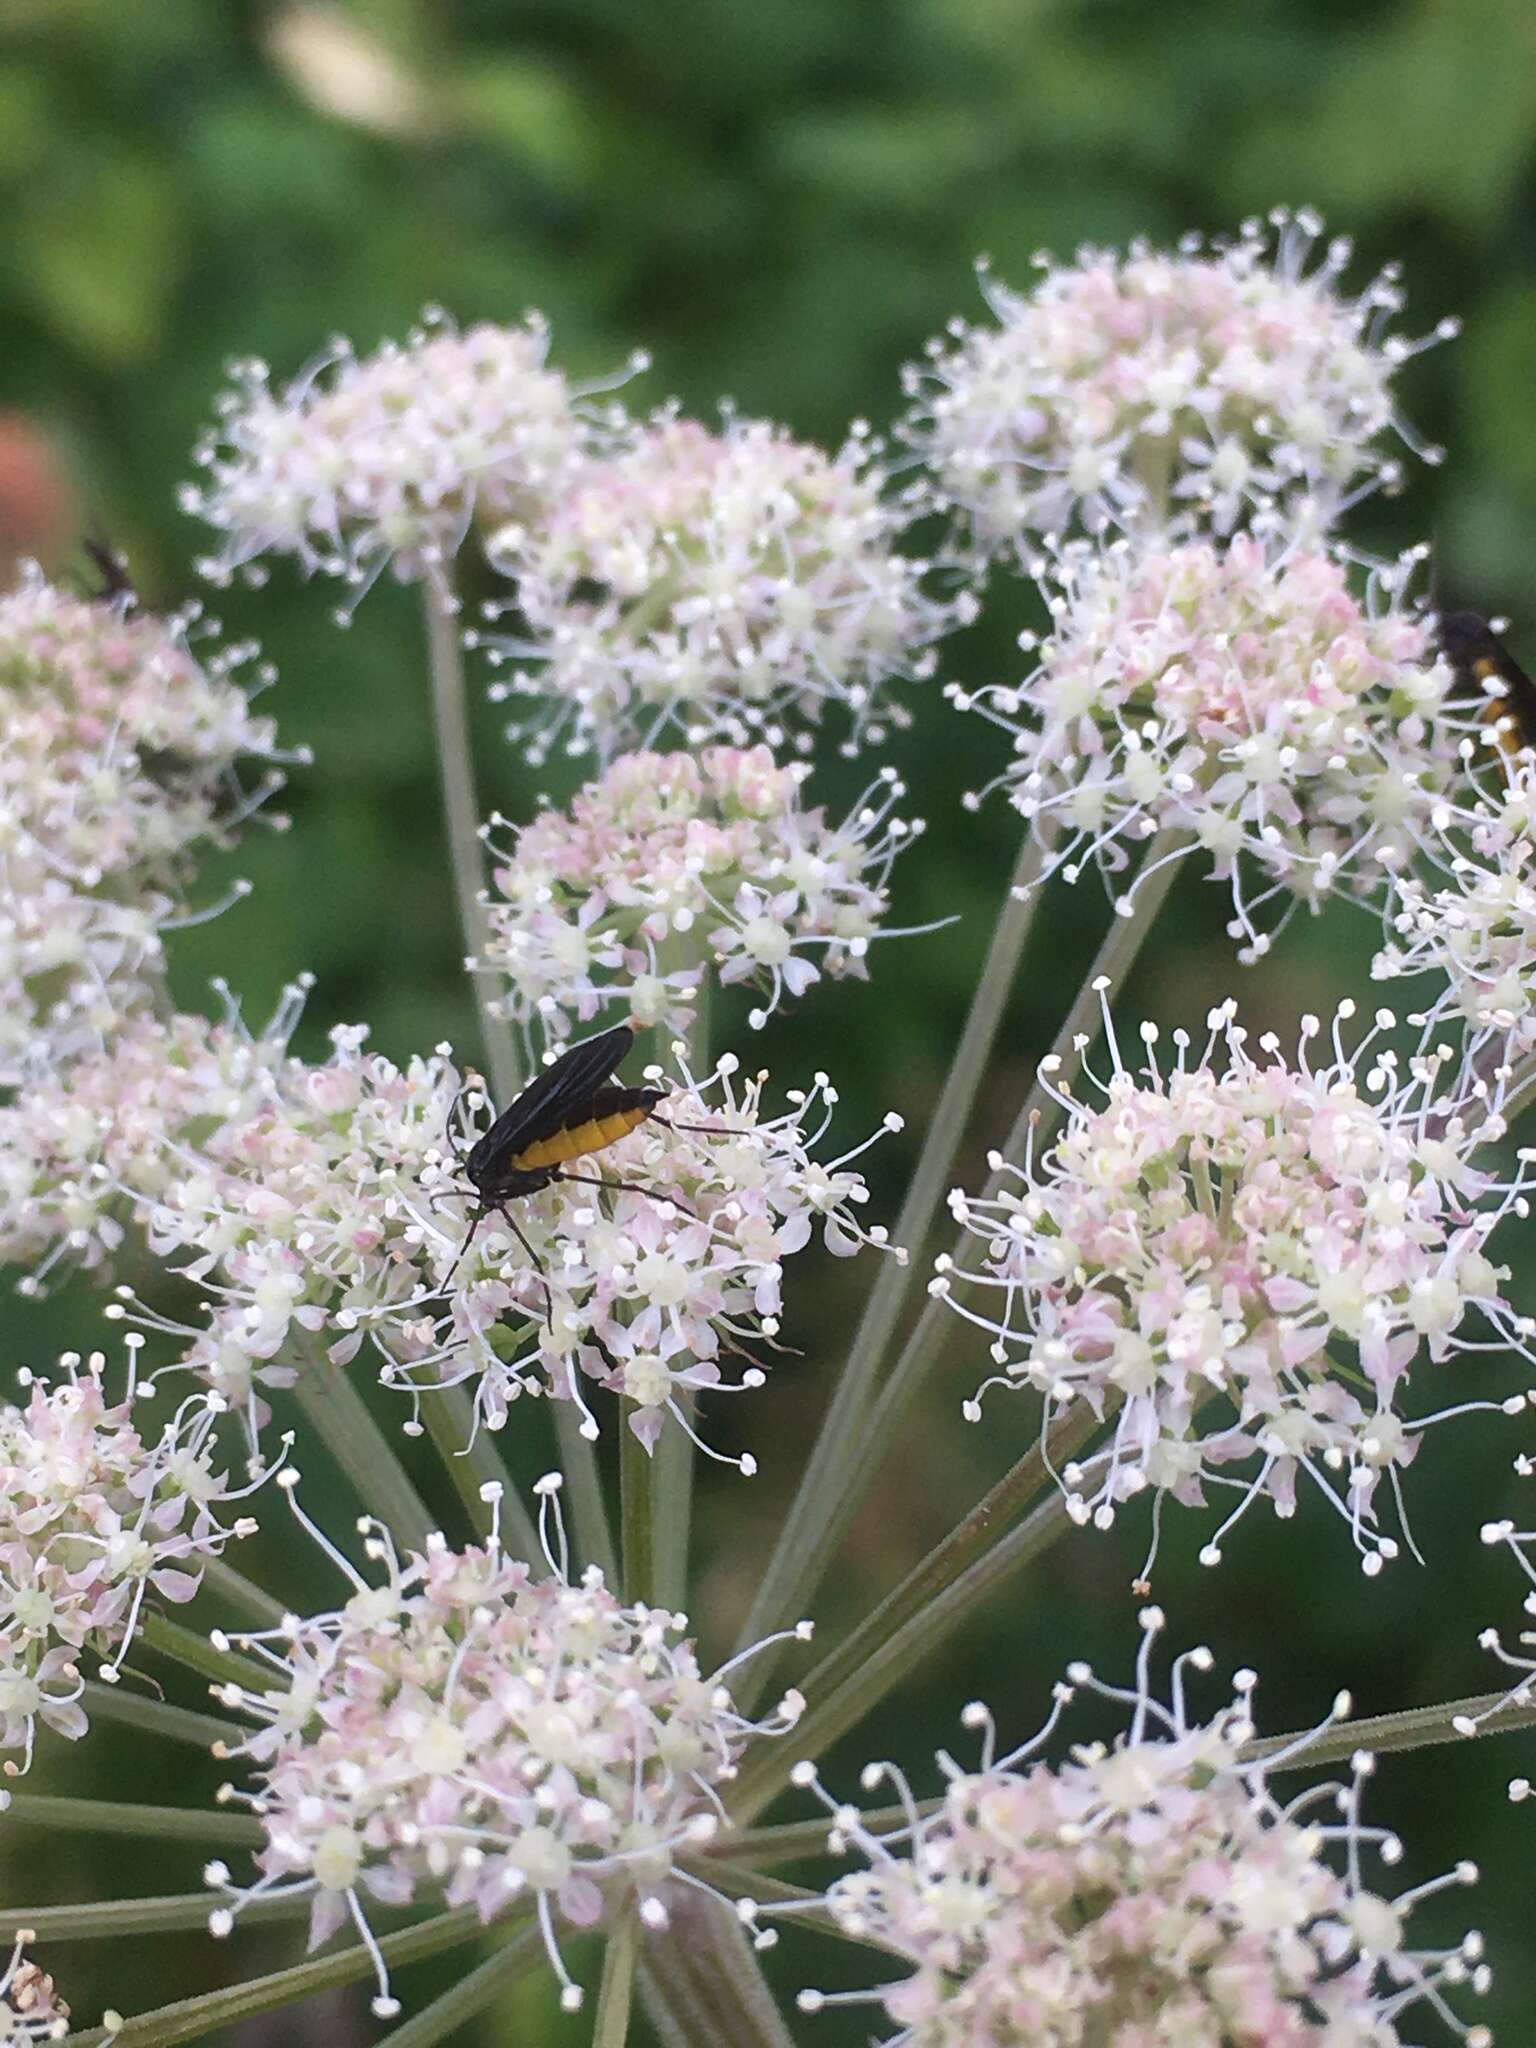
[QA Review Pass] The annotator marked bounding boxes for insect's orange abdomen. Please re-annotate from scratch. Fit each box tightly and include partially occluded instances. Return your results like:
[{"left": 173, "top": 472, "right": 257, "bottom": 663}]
[{"left": 511, "top": 1104, "right": 651, "bottom": 1172}]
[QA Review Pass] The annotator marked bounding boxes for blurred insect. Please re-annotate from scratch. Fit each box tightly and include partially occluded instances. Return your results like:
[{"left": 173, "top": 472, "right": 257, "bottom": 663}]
[
  {"left": 450, "top": 1020, "right": 678, "bottom": 1316},
  {"left": 1441, "top": 609, "right": 1536, "bottom": 778},
  {"left": 81, "top": 535, "right": 137, "bottom": 606}
]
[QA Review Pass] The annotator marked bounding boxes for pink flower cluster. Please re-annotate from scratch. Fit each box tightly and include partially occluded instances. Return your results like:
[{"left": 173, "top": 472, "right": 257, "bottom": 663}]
[
  {"left": 951, "top": 536, "right": 1464, "bottom": 957},
  {"left": 208, "top": 1484, "right": 808, "bottom": 2014},
  {"left": 904, "top": 209, "right": 1454, "bottom": 558},
  {"left": 790, "top": 1615, "right": 1490, "bottom": 2047},
  {"left": 938, "top": 1002, "right": 1534, "bottom": 1575},
  {"left": 0, "top": 571, "right": 290, "bottom": 1080},
  {"left": 186, "top": 311, "right": 608, "bottom": 594},
  {"left": 479, "top": 746, "right": 922, "bottom": 1041},
  {"left": 0, "top": 1003, "right": 898, "bottom": 1460},
  {"left": 479, "top": 410, "right": 952, "bottom": 762},
  {"left": 0, "top": 1348, "right": 263, "bottom": 1774}
]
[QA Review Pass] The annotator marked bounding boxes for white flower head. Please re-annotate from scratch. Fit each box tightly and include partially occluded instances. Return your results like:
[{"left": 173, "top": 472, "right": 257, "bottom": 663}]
[
  {"left": 0, "top": 1001, "right": 902, "bottom": 1467},
  {"left": 209, "top": 1476, "right": 808, "bottom": 2017},
  {"left": 0, "top": 1346, "right": 271, "bottom": 1775},
  {"left": 952, "top": 533, "right": 1470, "bottom": 959},
  {"left": 904, "top": 208, "right": 1456, "bottom": 561},
  {"left": 478, "top": 745, "right": 929, "bottom": 1042},
  {"left": 477, "top": 408, "right": 957, "bottom": 764},
  {"left": 0, "top": 1934, "right": 72, "bottom": 2043},
  {"left": 940, "top": 1000, "right": 1534, "bottom": 1578},
  {"left": 0, "top": 570, "right": 295, "bottom": 1080},
  {"left": 185, "top": 310, "right": 626, "bottom": 601},
  {"left": 791, "top": 1616, "right": 1491, "bottom": 2047}
]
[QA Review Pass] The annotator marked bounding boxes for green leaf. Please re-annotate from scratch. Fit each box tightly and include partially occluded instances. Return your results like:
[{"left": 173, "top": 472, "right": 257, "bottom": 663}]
[
  {"left": 15, "top": 145, "right": 186, "bottom": 365},
  {"left": 452, "top": 58, "right": 600, "bottom": 192}
]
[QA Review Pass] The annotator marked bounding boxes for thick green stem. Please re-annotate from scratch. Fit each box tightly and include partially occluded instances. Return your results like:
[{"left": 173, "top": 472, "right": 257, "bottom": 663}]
[
  {"left": 2, "top": 1794, "right": 263, "bottom": 1848},
  {"left": 56, "top": 1904, "right": 489, "bottom": 2048},
  {"left": 0, "top": 1890, "right": 305, "bottom": 1944},
  {"left": 377, "top": 1924, "right": 545, "bottom": 2048},
  {"left": 138, "top": 1613, "right": 269, "bottom": 1696},
  {"left": 652, "top": 981, "right": 711, "bottom": 1607},
  {"left": 554, "top": 1401, "right": 618, "bottom": 1583},
  {"left": 291, "top": 1340, "right": 434, "bottom": 1551},
  {"left": 422, "top": 578, "right": 520, "bottom": 1106},
  {"left": 592, "top": 1911, "right": 639, "bottom": 2047},
  {"left": 80, "top": 1680, "right": 234, "bottom": 1751},
  {"left": 199, "top": 1556, "right": 285, "bottom": 1628},
  {"left": 735, "top": 836, "right": 1186, "bottom": 1699},
  {"left": 728, "top": 1406, "right": 1099, "bottom": 1822},
  {"left": 621, "top": 1406, "right": 655, "bottom": 1605},
  {"left": 637, "top": 1889, "right": 794, "bottom": 2048},
  {"left": 1254, "top": 1686, "right": 1536, "bottom": 1773},
  {"left": 418, "top": 1383, "right": 539, "bottom": 1559},
  {"left": 737, "top": 834, "right": 1048, "bottom": 1662}
]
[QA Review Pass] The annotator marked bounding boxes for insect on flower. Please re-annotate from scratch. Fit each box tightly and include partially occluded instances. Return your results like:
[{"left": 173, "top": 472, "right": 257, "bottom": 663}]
[
  {"left": 1442, "top": 609, "right": 1536, "bottom": 776},
  {"left": 454, "top": 1019, "right": 691, "bottom": 1309}
]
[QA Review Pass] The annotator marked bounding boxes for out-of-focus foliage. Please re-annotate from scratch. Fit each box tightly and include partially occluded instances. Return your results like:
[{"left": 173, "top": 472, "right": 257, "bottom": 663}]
[{"left": 4, "top": 0, "right": 1536, "bottom": 2041}]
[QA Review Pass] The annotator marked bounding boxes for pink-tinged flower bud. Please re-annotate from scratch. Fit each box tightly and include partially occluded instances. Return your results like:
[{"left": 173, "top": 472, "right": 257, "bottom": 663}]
[
  {"left": 479, "top": 746, "right": 930, "bottom": 1041},
  {"left": 0, "top": 1347, "right": 270, "bottom": 1774},
  {"left": 209, "top": 1477, "right": 808, "bottom": 2016},
  {"left": 905, "top": 210, "right": 1455, "bottom": 560},
  {"left": 478, "top": 410, "right": 956, "bottom": 763},
  {"left": 793, "top": 1618, "right": 1491, "bottom": 2046},
  {"left": 0, "top": 572, "right": 294, "bottom": 1080},
  {"left": 943, "top": 1002, "right": 1534, "bottom": 1577},
  {"left": 186, "top": 311, "right": 607, "bottom": 599},
  {"left": 952, "top": 535, "right": 1469, "bottom": 959}
]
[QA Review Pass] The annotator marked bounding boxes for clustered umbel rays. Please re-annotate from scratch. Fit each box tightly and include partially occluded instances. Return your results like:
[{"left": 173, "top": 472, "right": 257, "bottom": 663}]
[
  {"left": 475, "top": 745, "right": 930, "bottom": 1044},
  {"left": 474, "top": 408, "right": 959, "bottom": 764},
  {"left": 949, "top": 533, "right": 1481, "bottom": 959},
  {"left": 0, "top": 997, "right": 902, "bottom": 1465},
  {"left": 778, "top": 1611, "right": 1492, "bottom": 2047},
  {"left": 937, "top": 997, "right": 1536, "bottom": 1578},
  {"left": 0, "top": 570, "right": 297, "bottom": 1082},
  {"left": 0, "top": 1346, "right": 276, "bottom": 1774},
  {"left": 183, "top": 309, "right": 644, "bottom": 607},
  {"left": 0, "top": 1932, "right": 75, "bottom": 2044},
  {"left": 902, "top": 207, "right": 1457, "bottom": 562},
  {"left": 204, "top": 1470, "right": 811, "bottom": 2018}
]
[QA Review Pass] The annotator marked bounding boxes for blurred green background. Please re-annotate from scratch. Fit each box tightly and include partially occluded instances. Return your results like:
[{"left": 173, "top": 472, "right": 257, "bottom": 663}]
[{"left": 5, "top": 0, "right": 1536, "bottom": 2039}]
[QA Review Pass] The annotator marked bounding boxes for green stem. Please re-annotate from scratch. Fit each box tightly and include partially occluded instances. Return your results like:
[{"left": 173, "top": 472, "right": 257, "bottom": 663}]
[
  {"left": 1, "top": 1890, "right": 306, "bottom": 1944},
  {"left": 199, "top": 1556, "right": 286, "bottom": 1628},
  {"left": 422, "top": 576, "right": 520, "bottom": 1106},
  {"left": 592, "top": 1911, "right": 639, "bottom": 2048},
  {"left": 652, "top": 981, "right": 711, "bottom": 1607},
  {"left": 57, "top": 1904, "right": 489, "bottom": 2048},
  {"left": 636, "top": 1889, "right": 793, "bottom": 2048},
  {"left": 377, "top": 1925, "right": 545, "bottom": 2048},
  {"left": 621, "top": 1407, "right": 655, "bottom": 1605},
  {"left": 291, "top": 1340, "right": 434, "bottom": 1551},
  {"left": 729, "top": 1439, "right": 1090, "bottom": 1824},
  {"left": 705, "top": 1804, "right": 912, "bottom": 1871},
  {"left": 1496, "top": 1048, "right": 1536, "bottom": 1128},
  {"left": 554, "top": 1402, "right": 618, "bottom": 1584},
  {"left": 1254, "top": 1686, "right": 1536, "bottom": 1773},
  {"left": 80, "top": 1680, "right": 234, "bottom": 1751},
  {"left": 736, "top": 833, "right": 1048, "bottom": 1663},
  {"left": 137, "top": 1613, "right": 269, "bottom": 1697},
  {"left": 419, "top": 1382, "right": 540, "bottom": 1559},
  {"left": 1, "top": 1794, "right": 264, "bottom": 1848}
]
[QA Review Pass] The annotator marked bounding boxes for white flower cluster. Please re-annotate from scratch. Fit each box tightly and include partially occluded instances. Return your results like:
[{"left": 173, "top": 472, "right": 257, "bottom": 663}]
[
  {"left": 939, "top": 1001, "right": 1534, "bottom": 1575},
  {"left": 478, "top": 745, "right": 923, "bottom": 1041},
  {"left": 0, "top": 570, "right": 291, "bottom": 1080},
  {"left": 904, "top": 208, "right": 1453, "bottom": 560},
  {"left": 186, "top": 310, "right": 615, "bottom": 595},
  {"left": 480, "top": 409, "right": 952, "bottom": 762},
  {"left": 208, "top": 1478, "right": 808, "bottom": 2015},
  {"left": 0, "top": 1002, "right": 899, "bottom": 1461},
  {"left": 788, "top": 1616, "right": 1490, "bottom": 2047},
  {"left": 0, "top": 1348, "right": 264, "bottom": 1774}
]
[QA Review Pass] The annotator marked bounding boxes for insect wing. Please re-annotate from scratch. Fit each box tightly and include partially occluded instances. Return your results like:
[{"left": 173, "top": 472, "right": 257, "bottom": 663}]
[{"left": 467, "top": 1021, "right": 636, "bottom": 1175}]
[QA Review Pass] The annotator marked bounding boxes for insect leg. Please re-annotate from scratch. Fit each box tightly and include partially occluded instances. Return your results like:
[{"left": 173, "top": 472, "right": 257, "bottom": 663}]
[{"left": 496, "top": 1208, "right": 555, "bottom": 1327}]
